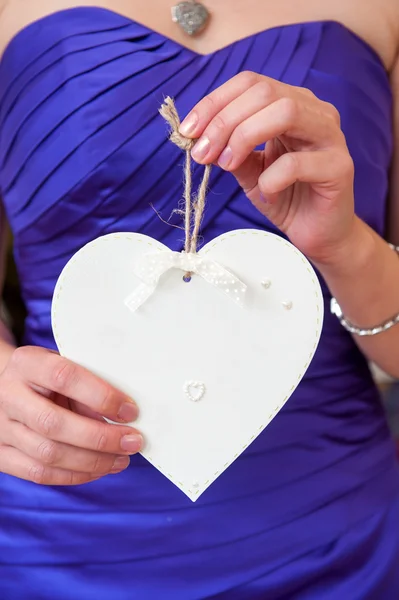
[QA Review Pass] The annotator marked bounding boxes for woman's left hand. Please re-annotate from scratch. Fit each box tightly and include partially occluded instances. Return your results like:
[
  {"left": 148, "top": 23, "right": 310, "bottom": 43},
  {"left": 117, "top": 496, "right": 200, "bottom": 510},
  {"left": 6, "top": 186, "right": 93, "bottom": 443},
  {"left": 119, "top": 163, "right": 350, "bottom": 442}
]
[{"left": 179, "top": 71, "right": 357, "bottom": 267}]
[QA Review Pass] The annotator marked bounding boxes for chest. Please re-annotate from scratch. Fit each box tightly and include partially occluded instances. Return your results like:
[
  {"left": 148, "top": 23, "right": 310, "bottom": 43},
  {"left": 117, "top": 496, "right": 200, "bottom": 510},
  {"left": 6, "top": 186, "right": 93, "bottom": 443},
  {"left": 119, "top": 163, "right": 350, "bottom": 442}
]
[
  {"left": 0, "top": 14, "right": 392, "bottom": 249},
  {"left": 0, "top": 0, "right": 398, "bottom": 69}
]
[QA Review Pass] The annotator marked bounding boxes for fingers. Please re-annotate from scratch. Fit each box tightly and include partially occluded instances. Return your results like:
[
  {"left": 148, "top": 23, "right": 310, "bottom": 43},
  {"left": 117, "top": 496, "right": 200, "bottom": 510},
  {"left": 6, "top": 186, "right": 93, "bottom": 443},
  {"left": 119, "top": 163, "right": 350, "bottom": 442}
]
[
  {"left": 7, "top": 346, "right": 138, "bottom": 424},
  {"left": 178, "top": 71, "right": 343, "bottom": 174},
  {"left": 258, "top": 149, "right": 354, "bottom": 198},
  {"left": 179, "top": 71, "right": 264, "bottom": 136},
  {"left": 0, "top": 444, "right": 104, "bottom": 486},
  {"left": 191, "top": 96, "right": 340, "bottom": 168},
  {"left": 188, "top": 80, "right": 279, "bottom": 163},
  {"left": 180, "top": 71, "right": 312, "bottom": 137},
  {"left": 2, "top": 419, "right": 130, "bottom": 475},
  {"left": 220, "top": 98, "right": 340, "bottom": 170},
  {"left": 0, "top": 347, "right": 144, "bottom": 486},
  {"left": 232, "top": 147, "right": 355, "bottom": 225},
  {"left": 2, "top": 381, "right": 143, "bottom": 456}
]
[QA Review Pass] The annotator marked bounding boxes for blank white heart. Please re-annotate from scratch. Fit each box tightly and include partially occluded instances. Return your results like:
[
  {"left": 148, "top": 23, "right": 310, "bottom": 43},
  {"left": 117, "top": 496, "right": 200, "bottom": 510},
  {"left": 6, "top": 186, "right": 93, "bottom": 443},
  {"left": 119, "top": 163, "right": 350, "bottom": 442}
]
[{"left": 52, "top": 229, "right": 323, "bottom": 501}]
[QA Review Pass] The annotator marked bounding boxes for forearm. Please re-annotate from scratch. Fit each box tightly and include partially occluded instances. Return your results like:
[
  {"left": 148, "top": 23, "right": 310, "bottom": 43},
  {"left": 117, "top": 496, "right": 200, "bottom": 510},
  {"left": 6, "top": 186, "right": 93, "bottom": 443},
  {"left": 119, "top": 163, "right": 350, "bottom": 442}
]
[{"left": 315, "top": 216, "right": 399, "bottom": 378}]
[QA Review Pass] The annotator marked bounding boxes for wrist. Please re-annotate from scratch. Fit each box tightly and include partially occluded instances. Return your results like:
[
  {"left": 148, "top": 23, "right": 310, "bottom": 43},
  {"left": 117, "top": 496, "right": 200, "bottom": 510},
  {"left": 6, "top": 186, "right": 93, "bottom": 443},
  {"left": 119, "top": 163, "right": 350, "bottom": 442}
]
[{"left": 312, "top": 216, "right": 376, "bottom": 279}]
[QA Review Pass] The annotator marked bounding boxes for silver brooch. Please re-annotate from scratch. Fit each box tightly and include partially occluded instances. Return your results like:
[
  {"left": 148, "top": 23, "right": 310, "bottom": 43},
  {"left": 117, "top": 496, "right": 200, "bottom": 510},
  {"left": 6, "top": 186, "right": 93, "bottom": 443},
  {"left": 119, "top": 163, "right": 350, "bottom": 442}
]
[{"left": 171, "top": 1, "right": 210, "bottom": 36}]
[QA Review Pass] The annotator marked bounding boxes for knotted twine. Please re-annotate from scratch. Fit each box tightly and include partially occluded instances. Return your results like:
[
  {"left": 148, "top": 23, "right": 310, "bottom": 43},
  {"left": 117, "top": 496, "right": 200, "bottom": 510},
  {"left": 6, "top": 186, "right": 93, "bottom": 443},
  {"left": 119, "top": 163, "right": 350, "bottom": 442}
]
[
  {"left": 159, "top": 97, "right": 212, "bottom": 260},
  {"left": 124, "top": 98, "right": 247, "bottom": 312}
]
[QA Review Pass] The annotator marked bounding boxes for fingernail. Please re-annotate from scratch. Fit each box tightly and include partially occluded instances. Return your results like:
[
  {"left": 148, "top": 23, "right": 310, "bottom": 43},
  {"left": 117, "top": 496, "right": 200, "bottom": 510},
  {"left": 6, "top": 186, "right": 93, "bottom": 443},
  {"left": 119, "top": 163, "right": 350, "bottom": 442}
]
[
  {"left": 218, "top": 146, "right": 233, "bottom": 169},
  {"left": 118, "top": 401, "right": 138, "bottom": 423},
  {"left": 112, "top": 456, "right": 130, "bottom": 471},
  {"left": 121, "top": 433, "right": 143, "bottom": 453},
  {"left": 179, "top": 111, "right": 198, "bottom": 136},
  {"left": 191, "top": 136, "right": 210, "bottom": 162}
]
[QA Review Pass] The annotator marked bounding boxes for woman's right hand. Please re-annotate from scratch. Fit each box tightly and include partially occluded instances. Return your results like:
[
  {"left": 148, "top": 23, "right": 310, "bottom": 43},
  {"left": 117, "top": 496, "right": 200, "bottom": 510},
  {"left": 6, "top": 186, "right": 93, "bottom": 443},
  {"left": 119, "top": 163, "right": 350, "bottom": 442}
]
[{"left": 0, "top": 346, "right": 143, "bottom": 485}]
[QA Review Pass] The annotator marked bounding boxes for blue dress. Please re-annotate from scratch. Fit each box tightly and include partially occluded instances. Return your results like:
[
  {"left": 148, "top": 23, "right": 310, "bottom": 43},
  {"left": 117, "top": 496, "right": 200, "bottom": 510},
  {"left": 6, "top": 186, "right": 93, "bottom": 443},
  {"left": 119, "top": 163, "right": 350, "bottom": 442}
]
[{"left": 0, "top": 7, "right": 398, "bottom": 598}]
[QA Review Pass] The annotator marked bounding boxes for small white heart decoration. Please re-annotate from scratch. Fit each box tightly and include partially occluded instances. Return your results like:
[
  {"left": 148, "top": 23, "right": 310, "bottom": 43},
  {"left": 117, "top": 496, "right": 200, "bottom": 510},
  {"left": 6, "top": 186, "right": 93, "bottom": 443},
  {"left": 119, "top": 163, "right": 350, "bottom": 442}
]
[
  {"left": 52, "top": 229, "right": 323, "bottom": 501},
  {"left": 184, "top": 381, "right": 206, "bottom": 402}
]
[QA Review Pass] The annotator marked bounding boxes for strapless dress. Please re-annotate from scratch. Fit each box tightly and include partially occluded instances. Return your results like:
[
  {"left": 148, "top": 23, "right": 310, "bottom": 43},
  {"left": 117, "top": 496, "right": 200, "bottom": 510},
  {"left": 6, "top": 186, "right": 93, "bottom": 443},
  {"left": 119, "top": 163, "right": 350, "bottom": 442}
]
[{"left": 0, "top": 8, "right": 398, "bottom": 599}]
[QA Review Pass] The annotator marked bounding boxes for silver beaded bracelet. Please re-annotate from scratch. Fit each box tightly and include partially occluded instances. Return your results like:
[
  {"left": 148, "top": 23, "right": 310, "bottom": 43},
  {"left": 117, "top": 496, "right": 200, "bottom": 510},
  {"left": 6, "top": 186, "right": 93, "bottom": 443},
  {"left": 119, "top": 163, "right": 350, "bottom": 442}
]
[{"left": 331, "top": 243, "right": 399, "bottom": 337}]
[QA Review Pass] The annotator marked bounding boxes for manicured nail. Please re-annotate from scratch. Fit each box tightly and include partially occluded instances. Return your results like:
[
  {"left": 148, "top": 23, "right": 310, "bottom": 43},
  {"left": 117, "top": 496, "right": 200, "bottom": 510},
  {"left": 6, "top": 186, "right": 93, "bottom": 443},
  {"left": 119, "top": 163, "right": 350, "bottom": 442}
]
[
  {"left": 218, "top": 146, "right": 233, "bottom": 169},
  {"left": 191, "top": 136, "right": 210, "bottom": 161},
  {"left": 179, "top": 111, "right": 198, "bottom": 136},
  {"left": 118, "top": 401, "right": 138, "bottom": 423},
  {"left": 112, "top": 456, "right": 130, "bottom": 471},
  {"left": 121, "top": 433, "right": 143, "bottom": 453}
]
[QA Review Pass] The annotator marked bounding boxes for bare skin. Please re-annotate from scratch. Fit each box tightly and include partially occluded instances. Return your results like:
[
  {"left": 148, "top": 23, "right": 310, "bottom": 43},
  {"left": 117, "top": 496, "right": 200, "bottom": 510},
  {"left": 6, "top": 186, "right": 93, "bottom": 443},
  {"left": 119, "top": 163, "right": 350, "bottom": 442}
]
[{"left": 0, "top": 0, "right": 398, "bottom": 486}]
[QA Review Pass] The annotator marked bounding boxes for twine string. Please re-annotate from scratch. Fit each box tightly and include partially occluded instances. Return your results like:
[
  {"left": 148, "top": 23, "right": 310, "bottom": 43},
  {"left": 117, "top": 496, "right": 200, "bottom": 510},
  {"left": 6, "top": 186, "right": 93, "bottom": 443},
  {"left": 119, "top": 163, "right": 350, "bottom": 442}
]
[{"left": 159, "top": 97, "right": 212, "bottom": 262}]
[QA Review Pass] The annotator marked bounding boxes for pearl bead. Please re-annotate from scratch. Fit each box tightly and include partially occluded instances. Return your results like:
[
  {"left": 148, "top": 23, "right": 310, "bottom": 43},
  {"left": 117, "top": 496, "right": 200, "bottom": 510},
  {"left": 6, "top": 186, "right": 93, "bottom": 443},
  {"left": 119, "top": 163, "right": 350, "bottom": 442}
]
[{"left": 261, "top": 279, "right": 271, "bottom": 289}]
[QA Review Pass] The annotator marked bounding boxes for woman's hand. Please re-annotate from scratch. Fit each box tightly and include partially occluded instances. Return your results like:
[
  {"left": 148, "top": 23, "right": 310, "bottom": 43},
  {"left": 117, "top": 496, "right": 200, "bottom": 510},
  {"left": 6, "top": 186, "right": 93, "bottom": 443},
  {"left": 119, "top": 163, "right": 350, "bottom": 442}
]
[
  {"left": 0, "top": 346, "right": 143, "bottom": 485},
  {"left": 179, "top": 71, "right": 357, "bottom": 267}
]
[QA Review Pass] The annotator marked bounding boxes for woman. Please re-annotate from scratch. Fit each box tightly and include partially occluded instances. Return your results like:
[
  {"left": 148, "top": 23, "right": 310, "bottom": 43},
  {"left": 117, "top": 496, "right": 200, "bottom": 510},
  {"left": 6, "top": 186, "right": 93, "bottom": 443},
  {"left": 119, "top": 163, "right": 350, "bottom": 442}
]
[{"left": 0, "top": 0, "right": 398, "bottom": 597}]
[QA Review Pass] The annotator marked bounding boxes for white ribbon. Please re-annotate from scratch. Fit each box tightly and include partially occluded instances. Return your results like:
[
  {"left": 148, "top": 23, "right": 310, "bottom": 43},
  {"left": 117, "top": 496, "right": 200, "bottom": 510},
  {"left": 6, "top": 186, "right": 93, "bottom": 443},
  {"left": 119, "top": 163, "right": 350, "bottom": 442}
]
[{"left": 125, "top": 251, "right": 247, "bottom": 312}]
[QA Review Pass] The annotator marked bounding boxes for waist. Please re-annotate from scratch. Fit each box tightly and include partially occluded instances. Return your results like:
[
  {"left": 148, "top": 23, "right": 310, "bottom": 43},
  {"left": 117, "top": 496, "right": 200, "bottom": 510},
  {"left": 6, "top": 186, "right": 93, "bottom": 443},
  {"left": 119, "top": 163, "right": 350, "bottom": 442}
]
[{"left": 0, "top": 400, "right": 397, "bottom": 565}]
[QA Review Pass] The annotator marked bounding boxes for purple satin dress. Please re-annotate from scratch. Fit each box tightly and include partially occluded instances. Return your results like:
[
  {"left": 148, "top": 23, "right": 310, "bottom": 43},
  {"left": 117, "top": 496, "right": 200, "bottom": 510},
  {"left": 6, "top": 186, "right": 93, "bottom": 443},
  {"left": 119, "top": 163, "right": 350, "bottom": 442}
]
[{"left": 0, "top": 7, "right": 398, "bottom": 599}]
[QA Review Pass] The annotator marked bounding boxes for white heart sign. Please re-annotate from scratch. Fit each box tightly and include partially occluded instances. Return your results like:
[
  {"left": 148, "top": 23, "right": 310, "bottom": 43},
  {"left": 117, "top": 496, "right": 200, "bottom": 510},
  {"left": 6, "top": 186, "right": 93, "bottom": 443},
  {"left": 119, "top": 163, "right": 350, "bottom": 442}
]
[{"left": 52, "top": 229, "right": 323, "bottom": 501}]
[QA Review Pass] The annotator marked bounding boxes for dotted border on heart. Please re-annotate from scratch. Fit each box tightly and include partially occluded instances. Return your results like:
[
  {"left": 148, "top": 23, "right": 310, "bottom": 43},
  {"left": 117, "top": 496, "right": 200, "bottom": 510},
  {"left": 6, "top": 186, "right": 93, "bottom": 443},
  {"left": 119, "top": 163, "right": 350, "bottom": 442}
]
[{"left": 52, "top": 230, "right": 323, "bottom": 500}]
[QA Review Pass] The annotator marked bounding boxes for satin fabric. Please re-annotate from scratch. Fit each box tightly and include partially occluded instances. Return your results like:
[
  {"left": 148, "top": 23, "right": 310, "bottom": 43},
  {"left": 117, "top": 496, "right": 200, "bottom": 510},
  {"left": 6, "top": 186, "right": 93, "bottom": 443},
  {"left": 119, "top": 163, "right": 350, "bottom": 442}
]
[{"left": 0, "top": 8, "right": 398, "bottom": 598}]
